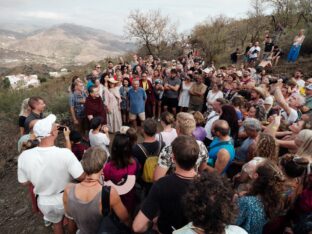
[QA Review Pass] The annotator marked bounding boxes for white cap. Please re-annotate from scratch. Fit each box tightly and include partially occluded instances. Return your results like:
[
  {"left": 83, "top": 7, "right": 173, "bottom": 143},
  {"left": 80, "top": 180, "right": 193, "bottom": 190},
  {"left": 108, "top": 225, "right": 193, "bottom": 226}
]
[
  {"left": 33, "top": 114, "right": 56, "bottom": 138},
  {"left": 203, "top": 67, "right": 212, "bottom": 74}
]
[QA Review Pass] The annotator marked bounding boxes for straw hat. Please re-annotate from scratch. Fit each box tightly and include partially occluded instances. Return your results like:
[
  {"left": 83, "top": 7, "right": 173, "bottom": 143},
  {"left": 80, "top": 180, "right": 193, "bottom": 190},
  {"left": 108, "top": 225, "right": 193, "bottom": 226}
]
[
  {"left": 108, "top": 78, "right": 118, "bottom": 84},
  {"left": 252, "top": 86, "right": 266, "bottom": 99}
]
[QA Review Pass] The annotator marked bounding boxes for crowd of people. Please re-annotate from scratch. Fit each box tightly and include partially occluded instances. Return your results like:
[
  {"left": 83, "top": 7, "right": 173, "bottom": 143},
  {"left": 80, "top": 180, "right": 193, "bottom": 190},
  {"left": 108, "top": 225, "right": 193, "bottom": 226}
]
[{"left": 16, "top": 32, "right": 312, "bottom": 234}]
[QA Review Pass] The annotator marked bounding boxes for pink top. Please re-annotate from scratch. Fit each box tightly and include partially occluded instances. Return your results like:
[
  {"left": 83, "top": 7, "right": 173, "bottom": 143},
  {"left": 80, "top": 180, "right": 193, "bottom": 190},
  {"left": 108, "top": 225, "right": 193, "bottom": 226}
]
[{"left": 103, "top": 159, "right": 139, "bottom": 213}]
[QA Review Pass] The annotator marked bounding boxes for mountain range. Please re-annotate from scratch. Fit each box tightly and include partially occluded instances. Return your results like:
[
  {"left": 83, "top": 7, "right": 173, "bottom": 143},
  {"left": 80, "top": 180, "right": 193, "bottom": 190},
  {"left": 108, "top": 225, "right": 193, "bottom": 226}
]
[{"left": 0, "top": 23, "right": 135, "bottom": 68}]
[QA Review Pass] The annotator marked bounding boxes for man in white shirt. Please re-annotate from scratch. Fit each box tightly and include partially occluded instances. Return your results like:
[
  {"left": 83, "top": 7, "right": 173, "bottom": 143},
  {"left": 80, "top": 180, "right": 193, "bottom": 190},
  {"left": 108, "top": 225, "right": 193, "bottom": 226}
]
[
  {"left": 248, "top": 41, "right": 261, "bottom": 63},
  {"left": 18, "top": 114, "right": 85, "bottom": 234},
  {"left": 274, "top": 84, "right": 305, "bottom": 125},
  {"left": 294, "top": 69, "right": 305, "bottom": 88},
  {"left": 204, "top": 98, "right": 227, "bottom": 147}
]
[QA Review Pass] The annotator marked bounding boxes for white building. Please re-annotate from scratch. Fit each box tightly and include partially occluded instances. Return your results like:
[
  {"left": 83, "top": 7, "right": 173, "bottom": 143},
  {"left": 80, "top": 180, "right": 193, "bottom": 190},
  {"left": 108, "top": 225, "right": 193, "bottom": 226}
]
[{"left": 5, "top": 74, "right": 40, "bottom": 89}]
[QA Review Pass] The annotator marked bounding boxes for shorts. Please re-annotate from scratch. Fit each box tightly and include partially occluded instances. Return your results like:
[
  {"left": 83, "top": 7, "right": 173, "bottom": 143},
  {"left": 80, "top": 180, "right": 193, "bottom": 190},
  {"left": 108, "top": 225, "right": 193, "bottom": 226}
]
[
  {"left": 163, "top": 97, "right": 178, "bottom": 109},
  {"left": 129, "top": 112, "right": 145, "bottom": 121},
  {"left": 37, "top": 193, "right": 64, "bottom": 223}
]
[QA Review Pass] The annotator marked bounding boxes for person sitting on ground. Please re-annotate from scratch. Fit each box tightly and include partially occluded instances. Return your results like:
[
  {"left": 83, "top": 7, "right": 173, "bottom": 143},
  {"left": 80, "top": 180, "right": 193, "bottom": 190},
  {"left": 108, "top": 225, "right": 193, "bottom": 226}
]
[
  {"left": 24, "top": 96, "right": 46, "bottom": 134},
  {"left": 174, "top": 171, "right": 247, "bottom": 234},
  {"left": 207, "top": 120, "right": 235, "bottom": 175},
  {"left": 63, "top": 146, "right": 130, "bottom": 234},
  {"left": 103, "top": 127, "right": 140, "bottom": 215},
  {"left": 69, "top": 130, "right": 88, "bottom": 161},
  {"left": 89, "top": 117, "right": 110, "bottom": 156},
  {"left": 18, "top": 114, "right": 85, "bottom": 234},
  {"left": 133, "top": 135, "right": 199, "bottom": 234},
  {"left": 19, "top": 98, "right": 31, "bottom": 136},
  {"left": 155, "top": 111, "right": 177, "bottom": 147},
  {"left": 154, "top": 112, "right": 209, "bottom": 181}
]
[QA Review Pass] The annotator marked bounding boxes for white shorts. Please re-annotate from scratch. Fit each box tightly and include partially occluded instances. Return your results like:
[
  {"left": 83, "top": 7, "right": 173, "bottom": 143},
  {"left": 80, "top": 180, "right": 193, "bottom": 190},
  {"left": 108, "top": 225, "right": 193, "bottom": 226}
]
[
  {"left": 129, "top": 112, "right": 145, "bottom": 121},
  {"left": 37, "top": 193, "right": 64, "bottom": 223}
]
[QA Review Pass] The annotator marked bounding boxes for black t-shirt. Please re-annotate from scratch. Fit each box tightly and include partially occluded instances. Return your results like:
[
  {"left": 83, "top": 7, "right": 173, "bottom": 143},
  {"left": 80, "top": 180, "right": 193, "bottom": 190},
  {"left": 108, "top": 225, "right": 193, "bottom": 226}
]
[
  {"left": 141, "top": 173, "right": 193, "bottom": 234},
  {"left": 19, "top": 116, "right": 27, "bottom": 128},
  {"left": 24, "top": 112, "right": 43, "bottom": 134},
  {"left": 264, "top": 42, "right": 274, "bottom": 52},
  {"left": 132, "top": 141, "right": 165, "bottom": 167},
  {"left": 231, "top": 51, "right": 238, "bottom": 63}
]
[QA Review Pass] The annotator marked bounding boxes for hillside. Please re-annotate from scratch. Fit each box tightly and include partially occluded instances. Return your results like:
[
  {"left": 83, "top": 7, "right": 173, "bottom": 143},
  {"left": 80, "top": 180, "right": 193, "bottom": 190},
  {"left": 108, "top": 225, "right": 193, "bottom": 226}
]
[{"left": 0, "top": 23, "right": 136, "bottom": 68}]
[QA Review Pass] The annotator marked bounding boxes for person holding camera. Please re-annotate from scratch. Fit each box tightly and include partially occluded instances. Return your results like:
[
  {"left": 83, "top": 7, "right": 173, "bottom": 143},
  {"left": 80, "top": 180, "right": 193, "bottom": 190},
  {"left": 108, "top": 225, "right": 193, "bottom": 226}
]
[
  {"left": 89, "top": 116, "right": 110, "bottom": 157},
  {"left": 18, "top": 114, "right": 85, "bottom": 234},
  {"left": 140, "top": 72, "right": 155, "bottom": 118}
]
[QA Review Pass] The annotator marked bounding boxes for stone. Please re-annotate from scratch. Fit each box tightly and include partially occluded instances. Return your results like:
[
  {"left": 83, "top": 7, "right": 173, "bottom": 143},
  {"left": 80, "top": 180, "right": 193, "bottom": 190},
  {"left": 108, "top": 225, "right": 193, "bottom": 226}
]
[{"left": 14, "top": 207, "right": 28, "bottom": 216}]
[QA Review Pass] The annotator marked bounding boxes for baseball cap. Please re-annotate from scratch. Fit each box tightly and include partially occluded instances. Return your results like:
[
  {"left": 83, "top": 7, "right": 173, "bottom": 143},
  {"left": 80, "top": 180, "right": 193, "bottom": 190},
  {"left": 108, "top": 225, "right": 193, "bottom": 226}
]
[
  {"left": 305, "top": 84, "right": 312, "bottom": 90},
  {"left": 33, "top": 114, "right": 56, "bottom": 138},
  {"left": 104, "top": 175, "right": 136, "bottom": 195}
]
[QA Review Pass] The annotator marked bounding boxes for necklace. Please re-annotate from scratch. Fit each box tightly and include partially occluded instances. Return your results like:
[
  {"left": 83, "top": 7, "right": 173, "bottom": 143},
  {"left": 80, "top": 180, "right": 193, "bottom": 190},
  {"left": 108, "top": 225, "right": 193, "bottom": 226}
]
[
  {"left": 174, "top": 172, "right": 197, "bottom": 179},
  {"left": 80, "top": 178, "right": 102, "bottom": 187}
]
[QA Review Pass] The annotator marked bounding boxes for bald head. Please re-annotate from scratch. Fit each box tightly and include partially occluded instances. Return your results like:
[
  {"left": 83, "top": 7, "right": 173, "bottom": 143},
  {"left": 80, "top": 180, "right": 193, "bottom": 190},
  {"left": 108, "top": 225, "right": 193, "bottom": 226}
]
[{"left": 213, "top": 120, "right": 230, "bottom": 137}]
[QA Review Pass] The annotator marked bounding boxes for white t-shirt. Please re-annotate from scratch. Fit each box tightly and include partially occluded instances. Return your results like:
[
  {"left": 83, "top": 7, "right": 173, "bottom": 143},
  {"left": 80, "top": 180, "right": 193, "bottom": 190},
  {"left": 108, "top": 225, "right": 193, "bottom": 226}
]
[
  {"left": 206, "top": 90, "right": 223, "bottom": 108},
  {"left": 89, "top": 130, "right": 110, "bottom": 156},
  {"left": 281, "top": 108, "right": 298, "bottom": 124},
  {"left": 296, "top": 78, "right": 305, "bottom": 88},
  {"left": 155, "top": 128, "right": 178, "bottom": 147},
  {"left": 204, "top": 111, "right": 220, "bottom": 140},
  {"left": 249, "top": 46, "right": 261, "bottom": 58},
  {"left": 18, "top": 146, "right": 84, "bottom": 196}
]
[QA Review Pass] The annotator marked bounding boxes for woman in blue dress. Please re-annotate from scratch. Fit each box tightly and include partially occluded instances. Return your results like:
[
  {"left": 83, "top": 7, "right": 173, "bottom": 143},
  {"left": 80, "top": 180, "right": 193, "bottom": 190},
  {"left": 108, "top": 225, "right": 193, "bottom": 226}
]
[{"left": 287, "top": 29, "right": 305, "bottom": 63}]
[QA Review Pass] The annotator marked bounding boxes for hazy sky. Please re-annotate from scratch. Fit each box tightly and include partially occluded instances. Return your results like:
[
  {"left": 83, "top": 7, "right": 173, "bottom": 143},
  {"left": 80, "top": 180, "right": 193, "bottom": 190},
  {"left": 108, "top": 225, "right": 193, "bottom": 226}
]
[{"left": 0, "top": 0, "right": 271, "bottom": 34}]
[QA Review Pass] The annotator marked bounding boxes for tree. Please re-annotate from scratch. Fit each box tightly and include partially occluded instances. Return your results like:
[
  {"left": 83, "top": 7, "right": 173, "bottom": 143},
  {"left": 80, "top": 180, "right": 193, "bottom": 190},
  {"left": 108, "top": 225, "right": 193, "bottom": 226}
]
[
  {"left": 125, "top": 9, "right": 178, "bottom": 57},
  {"left": 190, "top": 16, "right": 231, "bottom": 62}
]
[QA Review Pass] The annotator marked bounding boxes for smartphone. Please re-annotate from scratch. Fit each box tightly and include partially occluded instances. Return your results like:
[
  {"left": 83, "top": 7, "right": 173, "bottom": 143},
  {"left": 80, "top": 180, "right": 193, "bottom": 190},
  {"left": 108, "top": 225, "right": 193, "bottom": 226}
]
[{"left": 57, "top": 125, "right": 66, "bottom": 132}]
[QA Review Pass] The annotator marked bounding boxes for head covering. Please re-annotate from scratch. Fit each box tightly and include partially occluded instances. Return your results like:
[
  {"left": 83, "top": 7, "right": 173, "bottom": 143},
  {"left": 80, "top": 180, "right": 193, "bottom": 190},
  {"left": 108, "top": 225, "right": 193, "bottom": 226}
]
[
  {"left": 120, "top": 126, "right": 130, "bottom": 134},
  {"left": 305, "top": 84, "right": 312, "bottom": 91},
  {"left": 242, "top": 157, "right": 266, "bottom": 178},
  {"left": 264, "top": 96, "right": 274, "bottom": 105},
  {"left": 104, "top": 175, "right": 136, "bottom": 195},
  {"left": 33, "top": 114, "right": 56, "bottom": 138},
  {"left": 108, "top": 78, "right": 118, "bottom": 84},
  {"left": 243, "top": 118, "right": 262, "bottom": 132},
  {"left": 252, "top": 87, "right": 266, "bottom": 99},
  {"left": 203, "top": 67, "right": 213, "bottom": 74}
]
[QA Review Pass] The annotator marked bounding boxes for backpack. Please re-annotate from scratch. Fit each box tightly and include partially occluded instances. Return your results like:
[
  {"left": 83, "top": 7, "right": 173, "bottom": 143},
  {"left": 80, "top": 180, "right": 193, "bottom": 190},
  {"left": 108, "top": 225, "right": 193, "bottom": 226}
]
[{"left": 137, "top": 134, "right": 163, "bottom": 183}]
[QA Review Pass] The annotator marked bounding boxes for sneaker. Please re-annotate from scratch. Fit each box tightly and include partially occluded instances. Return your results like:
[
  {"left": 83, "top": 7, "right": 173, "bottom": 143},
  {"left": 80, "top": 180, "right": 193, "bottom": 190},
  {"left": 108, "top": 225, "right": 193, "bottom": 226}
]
[
  {"left": 157, "top": 118, "right": 160, "bottom": 122},
  {"left": 44, "top": 220, "right": 52, "bottom": 227}
]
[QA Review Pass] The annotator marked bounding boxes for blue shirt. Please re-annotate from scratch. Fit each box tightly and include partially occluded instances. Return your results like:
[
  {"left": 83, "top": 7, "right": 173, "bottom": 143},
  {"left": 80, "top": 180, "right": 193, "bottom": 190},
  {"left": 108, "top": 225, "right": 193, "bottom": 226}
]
[
  {"left": 128, "top": 87, "right": 146, "bottom": 114},
  {"left": 69, "top": 91, "right": 87, "bottom": 118},
  {"left": 207, "top": 137, "right": 235, "bottom": 174},
  {"left": 236, "top": 196, "right": 267, "bottom": 234}
]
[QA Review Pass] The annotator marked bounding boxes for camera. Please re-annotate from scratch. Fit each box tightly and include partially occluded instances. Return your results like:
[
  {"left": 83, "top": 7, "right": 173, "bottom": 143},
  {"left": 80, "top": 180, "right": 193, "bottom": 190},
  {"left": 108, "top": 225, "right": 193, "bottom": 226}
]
[{"left": 57, "top": 125, "right": 66, "bottom": 132}]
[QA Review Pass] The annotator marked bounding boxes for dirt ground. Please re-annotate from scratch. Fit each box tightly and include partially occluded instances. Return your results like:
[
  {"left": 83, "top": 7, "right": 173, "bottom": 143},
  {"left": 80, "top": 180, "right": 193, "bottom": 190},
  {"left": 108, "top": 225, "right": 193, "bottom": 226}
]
[
  {"left": 0, "top": 117, "right": 52, "bottom": 233},
  {"left": 0, "top": 115, "right": 147, "bottom": 234}
]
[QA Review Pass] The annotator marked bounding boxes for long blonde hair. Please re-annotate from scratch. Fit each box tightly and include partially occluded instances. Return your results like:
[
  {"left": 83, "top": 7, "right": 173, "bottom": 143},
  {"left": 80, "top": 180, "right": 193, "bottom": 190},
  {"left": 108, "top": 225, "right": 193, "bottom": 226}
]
[
  {"left": 19, "top": 98, "right": 30, "bottom": 116},
  {"left": 296, "top": 129, "right": 312, "bottom": 159}
]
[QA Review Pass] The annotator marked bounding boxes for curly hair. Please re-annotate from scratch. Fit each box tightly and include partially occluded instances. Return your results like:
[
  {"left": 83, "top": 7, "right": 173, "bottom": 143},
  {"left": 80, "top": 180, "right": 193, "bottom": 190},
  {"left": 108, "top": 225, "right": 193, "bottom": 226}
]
[
  {"left": 255, "top": 133, "right": 279, "bottom": 162},
  {"left": 183, "top": 171, "right": 237, "bottom": 234},
  {"left": 249, "top": 160, "right": 285, "bottom": 219}
]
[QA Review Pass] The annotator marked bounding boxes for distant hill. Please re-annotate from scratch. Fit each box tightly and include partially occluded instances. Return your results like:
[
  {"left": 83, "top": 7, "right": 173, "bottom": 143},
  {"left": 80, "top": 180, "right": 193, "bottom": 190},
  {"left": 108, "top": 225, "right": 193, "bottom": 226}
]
[{"left": 0, "top": 23, "right": 136, "bottom": 68}]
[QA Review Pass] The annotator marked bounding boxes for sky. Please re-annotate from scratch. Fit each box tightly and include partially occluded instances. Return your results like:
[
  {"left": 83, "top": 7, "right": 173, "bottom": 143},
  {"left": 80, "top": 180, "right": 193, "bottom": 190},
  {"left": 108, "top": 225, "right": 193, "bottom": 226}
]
[{"left": 0, "top": 0, "right": 272, "bottom": 35}]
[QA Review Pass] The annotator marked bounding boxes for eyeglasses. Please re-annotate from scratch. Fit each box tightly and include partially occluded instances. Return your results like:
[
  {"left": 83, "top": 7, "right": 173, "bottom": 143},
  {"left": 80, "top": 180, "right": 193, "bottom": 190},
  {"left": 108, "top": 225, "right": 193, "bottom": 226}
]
[{"left": 96, "top": 67, "right": 101, "bottom": 69}]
